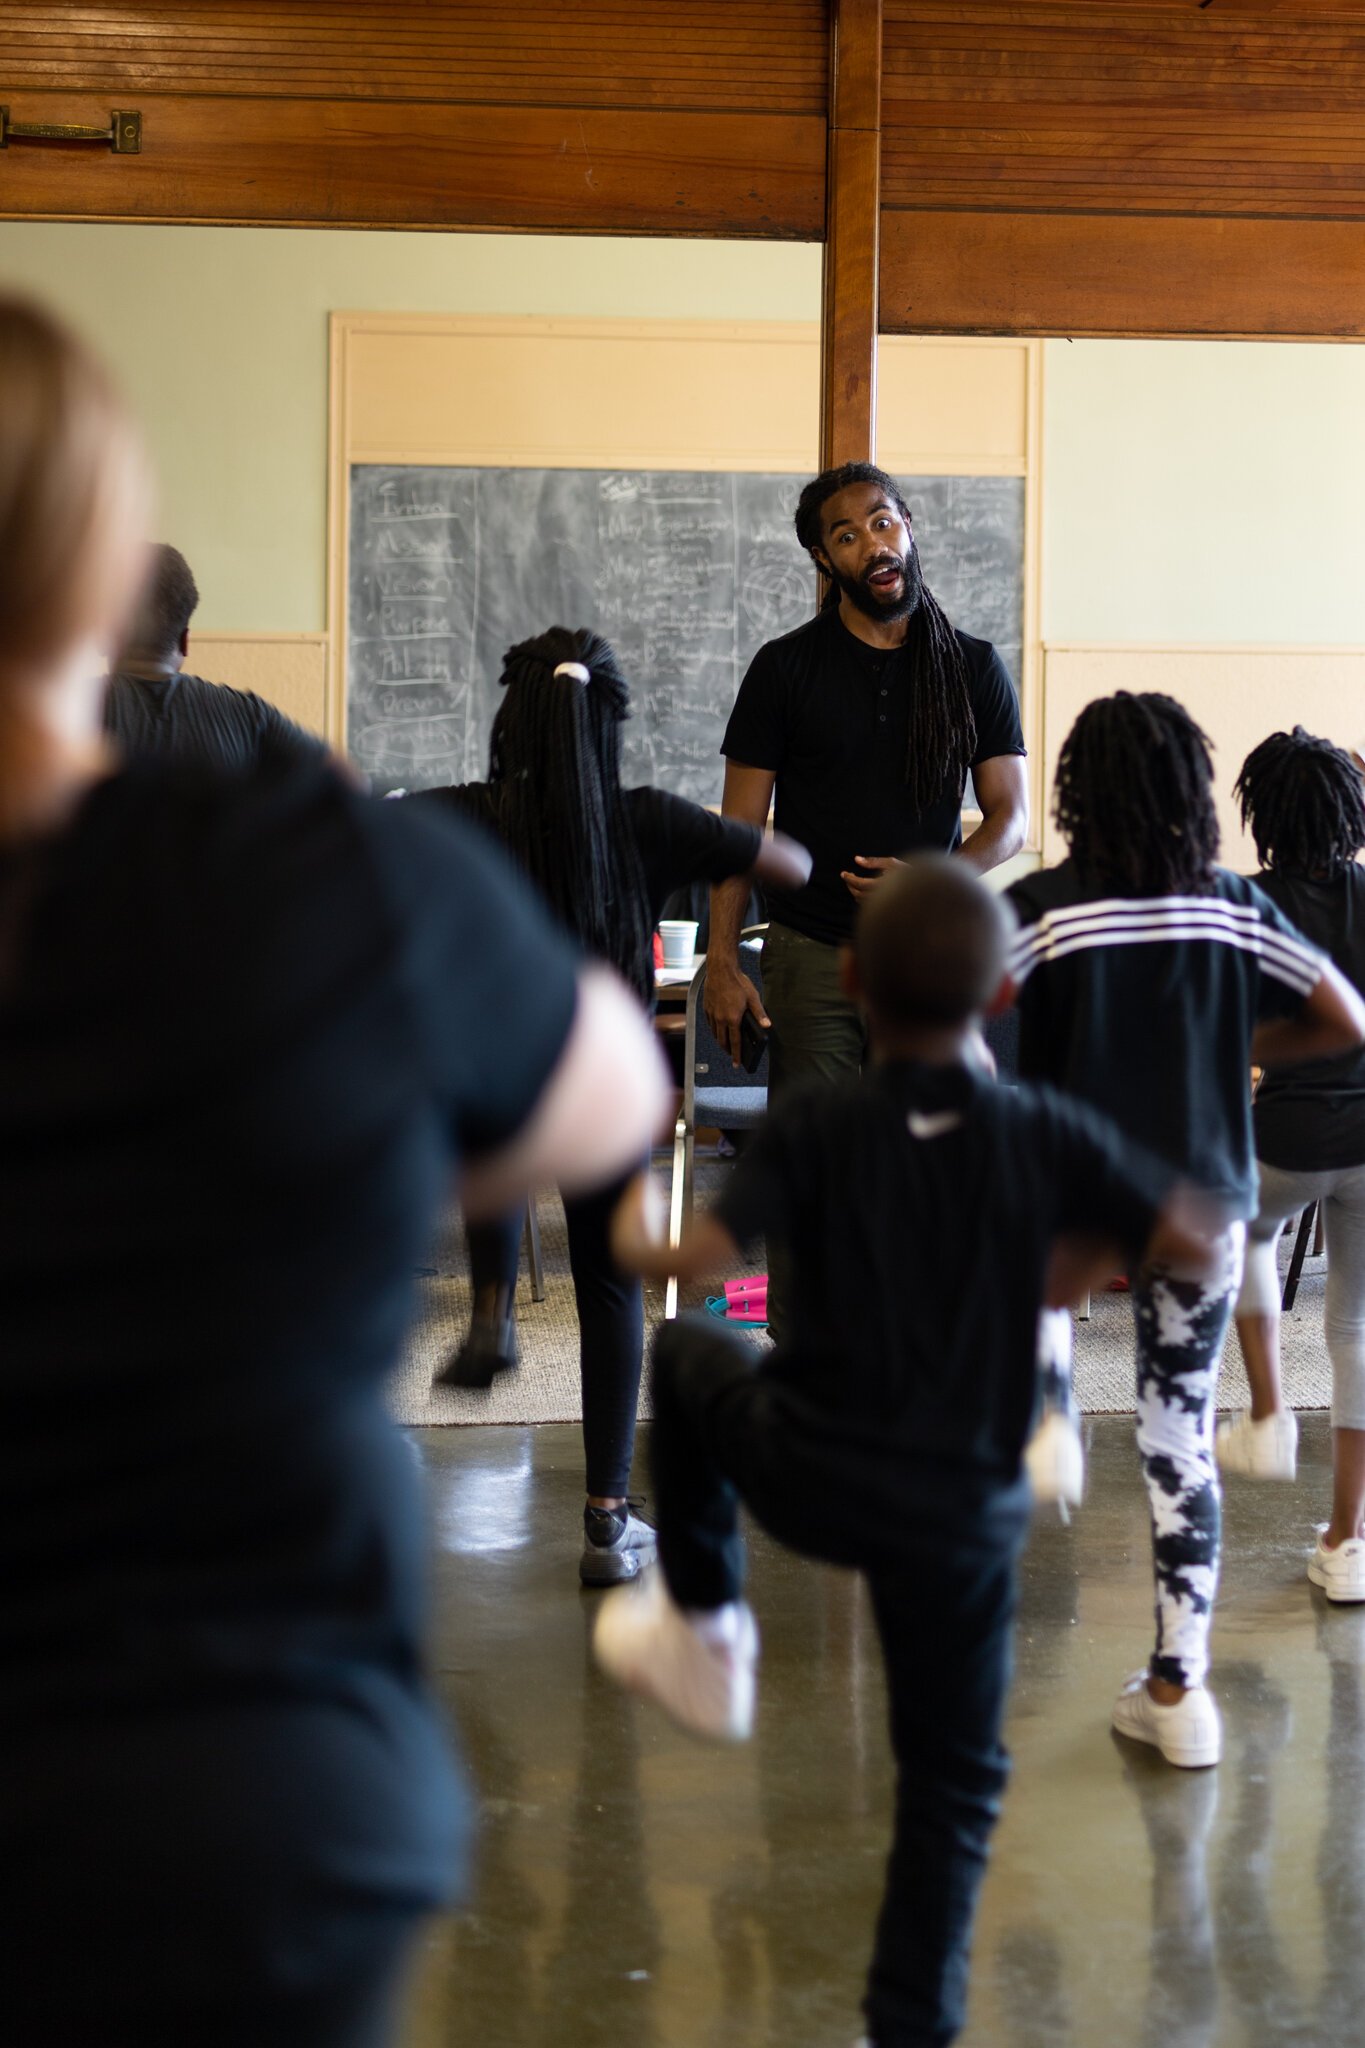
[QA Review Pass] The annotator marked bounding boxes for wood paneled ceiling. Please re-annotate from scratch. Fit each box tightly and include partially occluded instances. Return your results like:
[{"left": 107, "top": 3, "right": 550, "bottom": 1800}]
[
  {"left": 878, "top": 0, "right": 1365, "bottom": 334},
  {"left": 881, "top": 1, "right": 1365, "bottom": 219},
  {"left": 1, "top": 4, "right": 828, "bottom": 112},
  {"left": 4, "top": 2, "right": 1365, "bottom": 336},
  {"left": 0, "top": 2, "right": 828, "bottom": 235}
]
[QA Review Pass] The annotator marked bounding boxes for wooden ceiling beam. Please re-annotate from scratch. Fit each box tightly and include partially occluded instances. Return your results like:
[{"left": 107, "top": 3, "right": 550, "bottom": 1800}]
[
  {"left": 0, "top": 92, "right": 824, "bottom": 238},
  {"left": 879, "top": 206, "right": 1365, "bottom": 338},
  {"left": 820, "top": 0, "right": 882, "bottom": 468}
]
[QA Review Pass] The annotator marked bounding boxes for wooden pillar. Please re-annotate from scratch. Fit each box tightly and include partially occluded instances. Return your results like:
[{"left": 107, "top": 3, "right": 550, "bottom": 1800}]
[{"left": 820, "top": 0, "right": 883, "bottom": 469}]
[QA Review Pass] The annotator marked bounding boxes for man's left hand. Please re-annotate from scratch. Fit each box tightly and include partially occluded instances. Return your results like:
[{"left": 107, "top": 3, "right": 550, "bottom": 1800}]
[{"left": 840, "top": 854, "right": 902, "bottom": 902}]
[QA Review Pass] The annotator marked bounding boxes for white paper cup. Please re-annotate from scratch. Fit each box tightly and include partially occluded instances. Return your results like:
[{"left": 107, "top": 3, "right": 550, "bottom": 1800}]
[{"left": 658, "top": 920, "right": 699, "bottom": 969}]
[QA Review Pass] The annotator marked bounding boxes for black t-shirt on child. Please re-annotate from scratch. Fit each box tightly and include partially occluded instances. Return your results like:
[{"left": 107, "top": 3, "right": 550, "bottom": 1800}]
[
  {"left": 711, "top": 1059, "right": 1167, "bottom": 1476},
  {"left": 721, "top": 606, "right": 1025, "bottom": 947},
  {"left": 0, "top": 753, "right": 579, "bottom": 1908},
  {"left": 1253, "top": 863, "right": 1365, "bottom": 1171},
  {"left": 1007, "top": 862, "right": 1324, "bottom": 1219}
]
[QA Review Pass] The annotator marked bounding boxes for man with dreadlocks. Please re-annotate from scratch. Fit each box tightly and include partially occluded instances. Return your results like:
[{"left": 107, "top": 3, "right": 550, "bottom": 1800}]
[
  {"left": 412, "top": 626, "right": 809, "bottom": 1585},
  {"left": 1219, "top": 729, "right": 1365, "bottom": 1603},
  {"left": 1005, "top": 692, "right": 1365, "bottom": 1768},
  {"left": 705, "top": 463, "right": 1027, "bottom": 1113}
]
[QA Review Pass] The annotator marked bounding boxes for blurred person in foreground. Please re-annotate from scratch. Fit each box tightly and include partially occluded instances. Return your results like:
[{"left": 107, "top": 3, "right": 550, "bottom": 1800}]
[{"left": 0, "top": 296, "right": 668, "bottom": 2048}]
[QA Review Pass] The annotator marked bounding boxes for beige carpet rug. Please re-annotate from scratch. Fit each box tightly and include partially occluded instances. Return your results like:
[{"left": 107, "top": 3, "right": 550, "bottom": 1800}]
[{"left": 390, "top": 1162, "right": 1333, "bottom": 1425}]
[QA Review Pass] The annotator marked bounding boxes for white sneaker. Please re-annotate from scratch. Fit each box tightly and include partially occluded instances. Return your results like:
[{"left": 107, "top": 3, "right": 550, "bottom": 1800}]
[
  {"left": 594, "top": 1571, "right": 758, "bottom": 1743},
  {"left": 1025, "top": 1409, "right": 1085, "bottom": 1508},
  {"left": 1308, "top": 1528, "right": 1365, "bottom": 1603},
  {"left": 1215, "top": 1409, "right": 1298, "bottom": 1481},
  {"left": 1111, "top": 1670, "right": 1222, "bottom": 1768}
]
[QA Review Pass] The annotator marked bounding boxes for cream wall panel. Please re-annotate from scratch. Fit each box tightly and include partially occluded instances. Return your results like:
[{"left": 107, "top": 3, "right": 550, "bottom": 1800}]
[
  {"left": 187, "top": 633, "right": 330, "bottom": 738},
  {"left": 877, "top": 339, "right": 1030, "bottom": 475},
  {"left": 1041, "top": 644, "right": 1365, "bottom": 869},
  {"left": 1043, "top": 339, "right": 1365, "bottom": 646}
]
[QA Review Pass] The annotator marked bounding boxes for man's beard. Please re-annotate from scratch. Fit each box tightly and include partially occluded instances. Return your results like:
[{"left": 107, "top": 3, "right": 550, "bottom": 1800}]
[{"left": 830, "top": 542, "right": 923, "bottom": 624}]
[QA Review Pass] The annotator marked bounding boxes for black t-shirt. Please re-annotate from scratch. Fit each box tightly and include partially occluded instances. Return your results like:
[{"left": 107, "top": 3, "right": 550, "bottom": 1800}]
[
  {"left": 1007, "top": 861, "right": 1323, "bottom": 1218},
  {"left": 721, "top": 606, "right": 1025, "bottom": 946},
  {"left": 105, "top": 668, "right": 324, "bottom": 773},
  {"left": 713, "top": 1059, "right": 1165, "bottom": 1474},
  {"left": 0, "top": 754, "right": 578, "bottom": 1904},
  {"left": 1253, "top": 864, "right": 1365, "bottom": 1171},
  {"left": 415, "top": 782, "right": 763, "bottom": 937}
]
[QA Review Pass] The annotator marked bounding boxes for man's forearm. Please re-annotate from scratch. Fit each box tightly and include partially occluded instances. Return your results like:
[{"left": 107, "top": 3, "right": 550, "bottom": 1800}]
[
  {"left": 956, "top": 804, "right": 1026, "bottom": 876},
  {"left": 708, "top": 872, "right": 751, "bottom": 974}
]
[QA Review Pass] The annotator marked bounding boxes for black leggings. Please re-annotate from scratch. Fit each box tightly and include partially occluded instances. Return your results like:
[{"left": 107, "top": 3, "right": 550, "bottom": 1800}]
[{"left": 466, "top": 1171, "right": 644, "bottom": 1498}]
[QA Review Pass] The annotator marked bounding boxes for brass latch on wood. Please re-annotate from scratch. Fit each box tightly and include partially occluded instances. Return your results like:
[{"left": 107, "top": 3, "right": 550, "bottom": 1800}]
[{"left": 0, "top": 108, "right": 141, "bottom": 154}]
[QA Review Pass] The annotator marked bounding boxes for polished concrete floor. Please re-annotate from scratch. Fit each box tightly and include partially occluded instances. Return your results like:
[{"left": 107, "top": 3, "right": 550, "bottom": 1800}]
[{"left": 403, "top": 1414, "right": 1364, "bottom": 2048}]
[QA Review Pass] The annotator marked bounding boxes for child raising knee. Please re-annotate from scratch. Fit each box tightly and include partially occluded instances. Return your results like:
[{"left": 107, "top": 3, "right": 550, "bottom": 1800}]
[{"left": 596, "top": 853, "right": 1212, "bottom": 2048}]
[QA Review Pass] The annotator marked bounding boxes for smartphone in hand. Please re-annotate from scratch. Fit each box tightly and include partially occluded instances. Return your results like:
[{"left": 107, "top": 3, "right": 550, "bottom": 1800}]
[{"left": 738, "top": 1009, "right": 769, "bottom": 1075}]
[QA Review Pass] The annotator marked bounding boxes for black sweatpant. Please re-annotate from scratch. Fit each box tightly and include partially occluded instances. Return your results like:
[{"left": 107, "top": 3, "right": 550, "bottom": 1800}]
[
  {"left": 650, "top": 1317, "right": 1031, "bottom": 2048},
  {"left": 466, "top": 1171, "right": 644, "bottom": 1498}
]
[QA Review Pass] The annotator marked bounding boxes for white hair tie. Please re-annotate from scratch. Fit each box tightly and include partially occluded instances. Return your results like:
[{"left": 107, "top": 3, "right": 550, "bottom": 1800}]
[{"left": 553, "top": 661, "right": 591, "bottom": 685}]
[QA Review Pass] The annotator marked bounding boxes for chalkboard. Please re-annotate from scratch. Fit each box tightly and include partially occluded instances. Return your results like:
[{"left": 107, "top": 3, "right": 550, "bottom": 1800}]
[{"left": 347, "top": 466, "right": 1024, "bottom": 801}]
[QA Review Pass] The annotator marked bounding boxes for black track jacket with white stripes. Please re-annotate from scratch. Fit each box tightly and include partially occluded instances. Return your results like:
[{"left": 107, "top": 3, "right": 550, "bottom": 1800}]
[{"left": 1006, "top": 861, "right": 1323, "bottom": 1219}]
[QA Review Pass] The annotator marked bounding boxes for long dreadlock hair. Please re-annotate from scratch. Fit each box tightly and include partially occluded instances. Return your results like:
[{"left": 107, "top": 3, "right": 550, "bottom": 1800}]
[
  {"left": 1053, "top": 691, "right": 1220, "bottom": 897},
  {"left": 1235, "top": 725, "right": 1365, "bottom": 880},
  {"left": 487, "top": 625, "right": 655, "bottom": 1004},
  {"left": 794, "top": 461, "right": 977, "bottom": 812}
]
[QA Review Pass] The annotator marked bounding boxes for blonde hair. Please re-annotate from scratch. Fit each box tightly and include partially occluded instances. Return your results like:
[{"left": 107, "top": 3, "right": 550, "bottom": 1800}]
[{"left": 0, "top": 295, "right": 151, "bottom": 838}]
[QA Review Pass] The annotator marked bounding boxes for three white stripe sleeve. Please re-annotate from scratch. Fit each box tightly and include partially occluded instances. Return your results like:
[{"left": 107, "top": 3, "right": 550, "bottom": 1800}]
[{"left": 1006, "top": 891, "right": 1324, "bottom": 998}]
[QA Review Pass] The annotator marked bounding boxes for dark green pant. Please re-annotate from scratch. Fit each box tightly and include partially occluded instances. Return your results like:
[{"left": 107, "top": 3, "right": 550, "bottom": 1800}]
[
  {"left": 760, "top": 922, "right": 867, "bottom": 1338},
  {"left": 762, "top": 920, "right": 867, "bottom": 1100}
]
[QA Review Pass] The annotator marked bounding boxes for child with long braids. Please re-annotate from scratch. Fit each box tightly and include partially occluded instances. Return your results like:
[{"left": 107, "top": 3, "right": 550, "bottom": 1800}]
[
  {"left": 1005, "top": 693, "right": 1365, "bottom": 1767},
  {"left": 414, "top": 627, "right": 809, "bottom": 1584},
  {"left": 1219, "top": 728, "right": 1365, "bottom": 1602}
]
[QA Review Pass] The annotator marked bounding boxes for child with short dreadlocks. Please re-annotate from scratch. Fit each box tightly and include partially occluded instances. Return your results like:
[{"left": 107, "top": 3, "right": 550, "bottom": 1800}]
[
  {"left": 1005, "top": 693, "right": 1364, "bottom": 1767},
  {"left": 1218, "top": 728, "right": 1365, "bottom": 1603},
  {"left": 411, "top": 627, "right": 809, "bottom": 1585}
]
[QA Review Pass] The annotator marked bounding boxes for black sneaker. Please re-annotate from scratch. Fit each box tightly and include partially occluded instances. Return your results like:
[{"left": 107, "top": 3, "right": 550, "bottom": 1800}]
[
  {"left": 579, "top": 1499, "right": 657, "bottom": 1586},
  {"left": 433, "top": 1316, "right": 517, "bottom": 1391}
]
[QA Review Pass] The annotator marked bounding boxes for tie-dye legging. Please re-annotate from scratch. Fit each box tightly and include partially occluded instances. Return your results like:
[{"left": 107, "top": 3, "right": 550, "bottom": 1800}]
[{"left": 1133, "top": 1224, "right": 1246, "bottom": 1690}]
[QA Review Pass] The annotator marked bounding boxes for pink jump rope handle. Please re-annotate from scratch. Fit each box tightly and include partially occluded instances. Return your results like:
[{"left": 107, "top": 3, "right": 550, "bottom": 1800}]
[{"left": 723, "top": 1274, "right": 769, "bottom": 1301}]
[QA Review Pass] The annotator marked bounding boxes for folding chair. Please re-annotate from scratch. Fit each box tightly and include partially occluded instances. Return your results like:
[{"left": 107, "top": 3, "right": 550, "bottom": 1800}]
[{"left": 665, "top": 933, "right": 768, "bottom": 1319}]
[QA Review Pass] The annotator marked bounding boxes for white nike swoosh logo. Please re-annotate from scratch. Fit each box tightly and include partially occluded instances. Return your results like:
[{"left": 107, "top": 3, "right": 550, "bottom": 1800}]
[{"left": 906, "top": 1110, "right": 963, "bottom": 1140}]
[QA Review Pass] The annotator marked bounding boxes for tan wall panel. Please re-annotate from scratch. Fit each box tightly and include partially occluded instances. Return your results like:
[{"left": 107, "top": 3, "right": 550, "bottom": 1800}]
[
  {"left": 1041, "top": 645, "right": 1365, "bottom": 869},
  {"left": 187, "top": 633, "right": 330, "bottom": 739},
  {"left": 346, "top": 317, "right": 821, "bottom": 472},
  {"left": 345, "top": 317, "right": 1030, "bottom": 474},
  {"left": 877, "top": 338, "right": 1029, "bottom": 474}
]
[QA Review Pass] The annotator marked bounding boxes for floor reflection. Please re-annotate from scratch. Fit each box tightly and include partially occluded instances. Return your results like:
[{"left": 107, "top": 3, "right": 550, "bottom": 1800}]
[{"left": 410, "top": 1414, "right": 1365, "bottom": 2047}]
